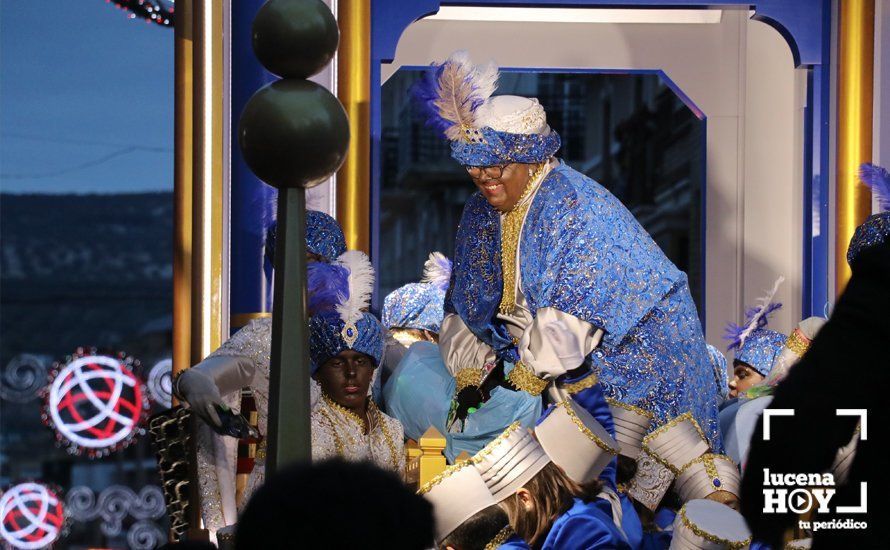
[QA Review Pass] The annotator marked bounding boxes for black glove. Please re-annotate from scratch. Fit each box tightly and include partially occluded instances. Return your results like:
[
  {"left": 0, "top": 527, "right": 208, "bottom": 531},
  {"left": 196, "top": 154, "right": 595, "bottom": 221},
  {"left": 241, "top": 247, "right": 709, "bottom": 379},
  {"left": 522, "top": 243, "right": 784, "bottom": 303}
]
[
  {"left": 213, "top": 404, "right": 260, "bottom": 440},
  {"left": 176, "top": 369, "right": 258, "bottom": 439},
  {"left": 454, "top": 385, "right": 485, "bottom": 421}
]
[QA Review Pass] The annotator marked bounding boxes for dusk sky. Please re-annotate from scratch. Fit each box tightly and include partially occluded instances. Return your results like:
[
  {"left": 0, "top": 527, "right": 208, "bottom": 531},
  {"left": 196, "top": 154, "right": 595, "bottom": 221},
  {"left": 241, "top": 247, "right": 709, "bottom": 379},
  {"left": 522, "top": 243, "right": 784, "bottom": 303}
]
[{"left": 1, "top": 1, "right": 174, "bottom": 194}]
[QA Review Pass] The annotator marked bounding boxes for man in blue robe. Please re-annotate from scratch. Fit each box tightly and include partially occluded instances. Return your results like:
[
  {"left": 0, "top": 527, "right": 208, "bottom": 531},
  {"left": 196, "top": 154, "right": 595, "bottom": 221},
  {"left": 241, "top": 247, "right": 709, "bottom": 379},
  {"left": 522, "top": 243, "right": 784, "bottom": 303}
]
[{"left": 415, "top": 52, "right": 721, "bottom": 450}]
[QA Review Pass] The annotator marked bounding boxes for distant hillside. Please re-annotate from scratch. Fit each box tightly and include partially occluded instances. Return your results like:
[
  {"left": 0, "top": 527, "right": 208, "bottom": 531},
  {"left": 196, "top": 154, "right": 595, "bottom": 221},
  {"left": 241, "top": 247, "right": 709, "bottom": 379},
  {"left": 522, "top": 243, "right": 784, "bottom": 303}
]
[{"left": 1, "top": 193, "right": 174, "bottom": 364}]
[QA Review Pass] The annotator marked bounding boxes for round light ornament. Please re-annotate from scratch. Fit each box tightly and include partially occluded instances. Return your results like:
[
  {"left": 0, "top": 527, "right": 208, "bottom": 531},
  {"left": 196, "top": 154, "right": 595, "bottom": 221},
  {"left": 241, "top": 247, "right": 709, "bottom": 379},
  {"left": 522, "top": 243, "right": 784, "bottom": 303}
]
[
  {"left": 0, "top": 482, "right": 65, "bottom": 550},
  {"left": 43, "top": 350, "right": 149, "bottom": 457}
]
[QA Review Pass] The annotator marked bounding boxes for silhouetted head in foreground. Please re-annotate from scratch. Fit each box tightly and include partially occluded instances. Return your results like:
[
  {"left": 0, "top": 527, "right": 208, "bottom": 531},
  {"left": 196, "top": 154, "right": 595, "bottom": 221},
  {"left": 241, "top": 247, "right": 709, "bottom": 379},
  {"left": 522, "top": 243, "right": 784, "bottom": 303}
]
[{"left": 237, "top": 459, "right": 434, "bottom": 550}]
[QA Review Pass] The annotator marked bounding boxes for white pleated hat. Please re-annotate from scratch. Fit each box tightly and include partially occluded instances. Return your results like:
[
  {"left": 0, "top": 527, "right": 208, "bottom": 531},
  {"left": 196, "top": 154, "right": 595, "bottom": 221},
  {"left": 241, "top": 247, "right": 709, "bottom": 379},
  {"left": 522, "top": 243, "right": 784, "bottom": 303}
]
[
  {"left": 608, "top": 398, "right": 653, "bottom": 459},
  {"left": 670, "top": 499, "right": 752, "bottom": 550},
  {"left": 472, "top": 421, "right": 552, "bottom": 501},
  {"left": 675, "top": 454, "right": 741, "bottom": 504},
  {"left": 535, "top": 399, "right": 620, "bottom": 484},
  {"left": 643, "top": 413, "right": 710, "bottom": 474},
  {"left": 419, "top": 462, "right": 497, "bottom": 543}
]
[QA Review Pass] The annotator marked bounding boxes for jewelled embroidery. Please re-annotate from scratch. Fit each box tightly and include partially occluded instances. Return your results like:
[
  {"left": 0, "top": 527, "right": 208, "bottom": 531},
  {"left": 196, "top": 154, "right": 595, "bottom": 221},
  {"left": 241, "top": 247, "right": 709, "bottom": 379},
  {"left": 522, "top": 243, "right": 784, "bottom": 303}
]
[
  {"left": 454, "top": 367, "right": 485, "bottom": 391},
  {"left": 847, "top": 211, "right": 890, "bottom": 265},
  {"left": 341, "top": 320, "right": 359, "bottom": 348},
  {"left": 560, "top": 371, "right": 598, "bottom": 394},
  {"left": 315, "top": 395, "right": 402, "bottom": 472},
  {"left": 499, "top": 163, "right": 546, "bottom": 315},
  {"left": 678, "top": 453, "right": 737, "bottom": 488},
  {"left": 605, "top": 397, "right": 654, "bottom": 420},
  {"left": 417, "top": 461, "right": 472, "bottom": 495},
  {"left": 507, "top": 362, "right": 547, "bottom": 396},
  {"left": 735, "top": 329, "right": 785, "bottom": 377},
  {"left": 265, "top": 210, "right": 347, "bottom": 265},
  {"left": 309, "top": 313, "right": 384, "bottom": 372},
  {"left": 558, "top": 400, "right": 620, "bottom": 454},
  {"left": 484, "top": 526, "right": 516, "bottom": 550},
  {"left": 452, "top": 127, "right": 561, "bottom": 166},
  {"left": 784, "top": 329, "right": 811, "bottom": 357},
  {"left": 703, "top": 455, "right": 721, "bottom": 489}
]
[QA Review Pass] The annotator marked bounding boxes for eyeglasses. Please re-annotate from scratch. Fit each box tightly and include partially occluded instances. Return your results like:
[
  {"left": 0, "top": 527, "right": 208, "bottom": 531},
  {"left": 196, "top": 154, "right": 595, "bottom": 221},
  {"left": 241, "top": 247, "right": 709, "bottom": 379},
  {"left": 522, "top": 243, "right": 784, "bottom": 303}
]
[{"left": 465, "top": 164, "right": 510, "bottom": 180}]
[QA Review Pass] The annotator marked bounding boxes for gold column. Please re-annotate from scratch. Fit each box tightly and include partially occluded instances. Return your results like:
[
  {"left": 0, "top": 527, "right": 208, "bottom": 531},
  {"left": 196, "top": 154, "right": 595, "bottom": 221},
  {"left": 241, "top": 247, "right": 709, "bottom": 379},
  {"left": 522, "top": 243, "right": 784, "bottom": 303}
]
[
  {"left": 191, "top": 0, "right": 226, "bottom": 365},
  {"left": 173, "top": 1, "right": 225, "bottom": 539},
  {"left": 836, "top": 0, "right": 875, "bottom": 296},
  {"left": 173, "top": 0, "right": 194, "bottom": 380},
  {"left": 174, "top": 0, "right": 226, "bottom": 371},
  {"left": 337, "top": 0, "right": 371, "bottom": 254}
]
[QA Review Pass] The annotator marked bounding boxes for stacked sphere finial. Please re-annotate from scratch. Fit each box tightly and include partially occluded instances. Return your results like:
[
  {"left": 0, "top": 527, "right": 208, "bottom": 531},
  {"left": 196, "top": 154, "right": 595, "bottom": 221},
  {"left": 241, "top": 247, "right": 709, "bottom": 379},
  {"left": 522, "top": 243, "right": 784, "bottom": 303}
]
[{"left": 238, "top": 0, "right": 349, "bottom": 189}]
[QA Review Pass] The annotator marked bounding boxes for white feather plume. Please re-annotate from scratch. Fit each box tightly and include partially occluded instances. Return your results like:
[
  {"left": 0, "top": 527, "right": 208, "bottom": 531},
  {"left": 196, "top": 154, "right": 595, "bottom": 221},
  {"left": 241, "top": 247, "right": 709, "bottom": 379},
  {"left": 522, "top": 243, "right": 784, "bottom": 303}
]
[
  {"left": 434, "top": 51, "right": 499, "bottom": 140},
  {"left": 421, "top": 251, "right": 452, "bottom": 290},
  {"left": 334, "top": 250, "right": 375, "bottom": 325},
  {"left": 737, "top": 275, "right": 785, "bottom": 347},
  {"left": 472, "top": 60, "right": 499, "bottom": 106}
]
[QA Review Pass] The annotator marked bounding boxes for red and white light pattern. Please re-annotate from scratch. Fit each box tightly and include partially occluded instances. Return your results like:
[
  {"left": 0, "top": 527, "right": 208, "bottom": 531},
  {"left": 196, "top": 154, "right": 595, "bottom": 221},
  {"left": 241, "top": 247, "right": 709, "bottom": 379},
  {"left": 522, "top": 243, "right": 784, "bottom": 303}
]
[
  {"left": 0, "top": 483, "right": 65, "bottom": 550},
  {"left": 45, "top": 354, "right": 148, "bottom": 456}
]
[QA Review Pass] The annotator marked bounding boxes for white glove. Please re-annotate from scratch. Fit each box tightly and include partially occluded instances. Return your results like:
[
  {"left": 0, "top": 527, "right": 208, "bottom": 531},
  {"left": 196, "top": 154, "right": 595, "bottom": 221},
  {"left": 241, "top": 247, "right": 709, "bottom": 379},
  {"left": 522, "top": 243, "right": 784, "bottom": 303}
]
[{"left": 175, "top": 368, "right": 224, "bottom": 429}]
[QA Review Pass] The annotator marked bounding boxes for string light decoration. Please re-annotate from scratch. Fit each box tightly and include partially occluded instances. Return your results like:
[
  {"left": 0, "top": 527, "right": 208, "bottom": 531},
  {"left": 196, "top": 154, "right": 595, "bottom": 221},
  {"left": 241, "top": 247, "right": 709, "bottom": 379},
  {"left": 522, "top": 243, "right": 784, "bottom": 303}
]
[
  {"left": 106, "top": 0, "right": 175, "bottom": 27},
  {"left": 42, "top": 349, "right": 150, "bottom": 458},
  {"left": 0, "top": 483, "right": 65, "bottom": 550}
]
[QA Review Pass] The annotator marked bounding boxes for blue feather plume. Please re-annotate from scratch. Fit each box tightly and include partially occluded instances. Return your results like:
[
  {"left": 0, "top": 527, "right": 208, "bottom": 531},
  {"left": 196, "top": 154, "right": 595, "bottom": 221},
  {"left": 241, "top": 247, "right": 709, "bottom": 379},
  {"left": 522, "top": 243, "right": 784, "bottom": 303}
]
[
  {"left": 724, "top": 302, "right": 782, "bottom": 350},
  {"left": 859, "top": 162, "right": 890, "bottom": 211},
  {"left": 408, "top": 51, "right": 498, "bottom": 141},
  {"left": 724, "top": 277, "right": 784, "bottom": 351},
  {"left": 723, "top": 322, "right": 747, "bottom": 351},
  {"left": 410, "top": 65, "right": 452, "bottom": 139},
  {"left": 307, "top": 261, "right": 349, "bottom": 316},
  {"left": 744, "top": 302, "right": 782, "bottom": 328}
]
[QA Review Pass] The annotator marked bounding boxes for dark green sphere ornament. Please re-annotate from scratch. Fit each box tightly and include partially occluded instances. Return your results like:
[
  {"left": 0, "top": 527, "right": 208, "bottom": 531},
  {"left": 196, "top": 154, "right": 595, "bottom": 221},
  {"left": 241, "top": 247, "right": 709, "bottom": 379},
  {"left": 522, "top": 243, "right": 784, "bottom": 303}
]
[
  {"left": 239, "top": 80, "right": 349, "bottom": 189},
  {"left": 252, "top": 0, "right": 339, "bottom": 79}
]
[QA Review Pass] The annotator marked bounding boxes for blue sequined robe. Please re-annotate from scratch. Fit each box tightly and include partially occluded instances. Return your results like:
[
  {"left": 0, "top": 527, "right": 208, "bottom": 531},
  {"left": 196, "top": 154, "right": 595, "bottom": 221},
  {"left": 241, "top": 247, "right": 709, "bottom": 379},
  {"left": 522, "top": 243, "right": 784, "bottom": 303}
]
[{"left": 445, "top": 161, "right": 721, "bottom": 449}]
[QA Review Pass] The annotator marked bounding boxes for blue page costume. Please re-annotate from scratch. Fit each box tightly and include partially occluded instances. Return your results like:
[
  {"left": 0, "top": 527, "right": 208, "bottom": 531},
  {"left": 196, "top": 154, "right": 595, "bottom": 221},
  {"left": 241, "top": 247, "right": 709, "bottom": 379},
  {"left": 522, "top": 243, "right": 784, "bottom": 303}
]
[
  {"left": 411, "top": 52, "right": 721, "bottom": 450},
  {"left": 541, "top": 498, "right": 631, "bottom": 550}
]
